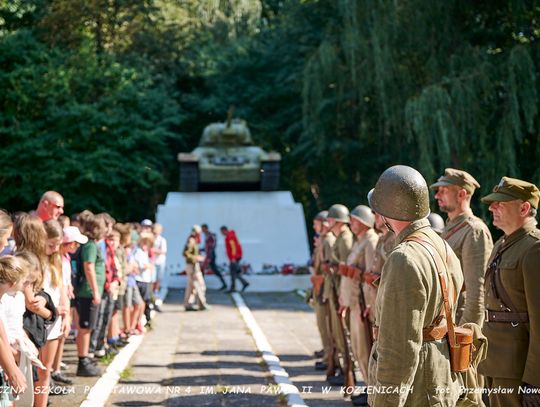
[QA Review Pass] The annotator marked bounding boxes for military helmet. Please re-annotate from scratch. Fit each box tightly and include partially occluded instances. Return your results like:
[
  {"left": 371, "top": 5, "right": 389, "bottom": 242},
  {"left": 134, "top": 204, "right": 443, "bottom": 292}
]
[
  {"left": 368, "top": 165, "right": 430, "bottom": 221},
  {"left": 427, "top": 213, "right": 445, "bottom": 234},
  {"left": 350, "top": 205, "right": 375, "bottom": 228},
  {"left": 314, "top": 210, "right": 329, "bottom": 221},
  {"left": 327, "top": 204, "right": 350, "bottom": 223}
]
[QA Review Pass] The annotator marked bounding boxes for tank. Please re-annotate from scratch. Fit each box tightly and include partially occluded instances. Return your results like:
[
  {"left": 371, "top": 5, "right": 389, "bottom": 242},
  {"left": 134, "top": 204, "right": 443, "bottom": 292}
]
[{"left": 178, "top": 113, "right": 281, "bottom": 192}]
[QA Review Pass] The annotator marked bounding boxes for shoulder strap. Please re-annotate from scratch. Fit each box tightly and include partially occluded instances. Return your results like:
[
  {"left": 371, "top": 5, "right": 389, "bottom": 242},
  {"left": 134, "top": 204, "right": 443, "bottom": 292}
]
[
  {"left": 405, "top": 234, "right": 458, "bottom": 348},
  {"left": 444, "top": 218, "right": 471, "bottom": 241}
]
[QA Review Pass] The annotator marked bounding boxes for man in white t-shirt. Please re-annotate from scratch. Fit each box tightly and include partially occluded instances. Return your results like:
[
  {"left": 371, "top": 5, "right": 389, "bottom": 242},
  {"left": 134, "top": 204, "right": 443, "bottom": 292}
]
[{"left": 152, "top": 224, "right": 167, "bottom": 310}]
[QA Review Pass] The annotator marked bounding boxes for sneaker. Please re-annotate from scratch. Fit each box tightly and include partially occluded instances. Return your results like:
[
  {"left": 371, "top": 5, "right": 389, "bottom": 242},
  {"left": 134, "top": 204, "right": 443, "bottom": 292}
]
[
  {"left": 76, "top": 358, "right": 102, "bottom": 377},
  {"left": 94, "top": 349, "right": 106, "bottom": 358},
  {"left": 185, "top": 305, "right": 197, "bottom": 311},
  {"left": 51, "top": 371, "right": 73, "bottom": 385},
  {"left": 241, "top": 282, "right": 250, "bottom": 292}
]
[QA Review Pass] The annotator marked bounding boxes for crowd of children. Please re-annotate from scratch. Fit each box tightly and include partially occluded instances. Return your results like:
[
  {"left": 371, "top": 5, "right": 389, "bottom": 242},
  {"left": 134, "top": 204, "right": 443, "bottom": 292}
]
[{"left": 0, "top": 191, "right": 167, "bottom": 406}]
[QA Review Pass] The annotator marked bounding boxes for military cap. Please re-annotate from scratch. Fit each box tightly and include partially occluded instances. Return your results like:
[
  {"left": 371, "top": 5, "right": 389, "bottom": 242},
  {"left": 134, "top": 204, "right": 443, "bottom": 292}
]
[
  {"left": 481, "top": 177, "right": 540, "bottom": 209},
  {"left": 430, "top": 168, "right": 480, "bottom": 194}
]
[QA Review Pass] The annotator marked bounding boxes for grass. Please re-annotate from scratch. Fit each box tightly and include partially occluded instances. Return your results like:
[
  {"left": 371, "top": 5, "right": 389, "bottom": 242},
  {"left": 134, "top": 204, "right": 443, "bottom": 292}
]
[{"left": 119, "top": 366, "right": 133, "bottom": 381}]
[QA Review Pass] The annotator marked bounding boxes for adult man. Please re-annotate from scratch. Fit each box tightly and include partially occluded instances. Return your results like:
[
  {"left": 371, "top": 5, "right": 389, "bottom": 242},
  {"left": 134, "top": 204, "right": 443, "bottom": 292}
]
[
  {"left": 479, "top": 177, "right": 540, "bottom": 407},
  {"left": 431, "top": 168, "right": 493, "bottom": 325},
  {"left": 202, "top": 224, "right": 227, "bottom": 291},
  {"left": 36, "top": 191, "right": 64, "bottom": 221},
  {"left": 310, "top": 211, "right": 332, "bottom": 370},
  {"left": 345, "top": 205, "right": 378, "bottom": 406},
  {"left": 220, "top": 226, "right": 249, "bottom": 293},
  {"left": 183, "top": 225, "right": 209, "bottom": 311},
  {"left": 368, "top": 165, "right": 463, "bottom": 406},
  {"left": 325, "top": 204, "right": 353, "bottom": 385}
]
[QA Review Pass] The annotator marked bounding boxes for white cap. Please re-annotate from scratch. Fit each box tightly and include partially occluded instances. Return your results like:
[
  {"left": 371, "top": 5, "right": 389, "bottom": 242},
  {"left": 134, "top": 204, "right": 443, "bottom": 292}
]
[
  {"left": 141, "top": 219, "right": 153, "bottom": 227},
  {"left": 192, "top": 224, "right": 202, "bottom": 234},
  {"left": 63, "top": 226, "right": 88, "bottom": 244}
]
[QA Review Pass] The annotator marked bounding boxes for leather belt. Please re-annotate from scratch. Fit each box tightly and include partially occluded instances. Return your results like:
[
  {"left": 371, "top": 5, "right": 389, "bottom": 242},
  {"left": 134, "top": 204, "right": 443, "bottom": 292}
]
[
  {"left": 372, "top": 323, "right": 448, "bottom": 342},
  {"left": 485, "top": 309, "right": 529, "bottom": 324}
]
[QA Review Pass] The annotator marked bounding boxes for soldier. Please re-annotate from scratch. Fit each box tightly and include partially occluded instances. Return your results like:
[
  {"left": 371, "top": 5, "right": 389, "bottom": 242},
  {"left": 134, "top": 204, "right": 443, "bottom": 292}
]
[
  {"left": 345, "top": 205, "right": 378, "bottom": 407},
  {"left": 183, "top": 225, "right": 209, "bottom": 311},
  {"left": 431, "top": 168, "right": 493, "bottom": 326},
  {"left": 479, "top": 177, "right": 540, "bottom": 407},
  {"left": 310, "top": 210, "right": 332, "bottom": 371},
  {"left": 367, "top": 165, "right": 463, "bottom": 406},
  {"left": 324, "top": 204, "right": 353, "bottom": 385}
]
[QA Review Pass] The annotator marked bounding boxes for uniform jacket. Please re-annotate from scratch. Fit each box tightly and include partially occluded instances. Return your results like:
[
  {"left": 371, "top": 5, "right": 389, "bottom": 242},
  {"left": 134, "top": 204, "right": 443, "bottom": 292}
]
[
  {"left": 341, "top": 228, "right": 378, "bottom": 307},
  {"left": 331, "top": 225, "right": 354, "bottom": 305},
  {"left": 183, "top": 235, "right": 199, "bottom": 265},
  {"left": 479, "top": 219, "right": 540, "bottom": 387},
  {"left": 371, "top": 230, "right": 395, "bottom": 275},
  {"left": 442, "top": 210, "right": 493, "bottom": 325},
  {"left": 322, "top": 232, "right": 337, "bottom": 302},
  {"left": 224, "top": 230, "right": 242, "bottom": 262},
  {"left": 368, "top": 219, "right": 463, "bottom": 407}
]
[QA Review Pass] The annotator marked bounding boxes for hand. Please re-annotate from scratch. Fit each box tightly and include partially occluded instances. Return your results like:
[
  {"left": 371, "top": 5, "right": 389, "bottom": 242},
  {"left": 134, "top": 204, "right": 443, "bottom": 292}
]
[
  {"left": 28, "top": 296, "right": 46, "bottom": 313},
  {"left": 92, "top": 292, "right": 101, "bottom": 305},
  {"left": 522, "top": 383, "right": 540, "bottom": 407},
  {"left": 67, "top": 284, "right": 75, "bottom": 300},
  {"left": 61, "top": 315, "right": 71, "bottom": 338},
  {"left": 6, "top": 366, "right": 27, "bottom": 396},
  {"left": 338, "top": 305, "right": 349, "bottom": 318}
]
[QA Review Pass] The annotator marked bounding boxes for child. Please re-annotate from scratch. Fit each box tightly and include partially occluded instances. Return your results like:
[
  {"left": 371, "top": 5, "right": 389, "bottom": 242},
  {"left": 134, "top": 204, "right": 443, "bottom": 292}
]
[{"left": 0, "top": 255, "right": 30, "bottom": 405}]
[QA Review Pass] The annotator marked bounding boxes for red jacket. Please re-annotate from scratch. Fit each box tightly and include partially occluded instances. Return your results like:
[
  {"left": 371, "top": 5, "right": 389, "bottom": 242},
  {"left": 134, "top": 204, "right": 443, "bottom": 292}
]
[{"left": 225, "top": 230, "right": 242, "bottom": 262}]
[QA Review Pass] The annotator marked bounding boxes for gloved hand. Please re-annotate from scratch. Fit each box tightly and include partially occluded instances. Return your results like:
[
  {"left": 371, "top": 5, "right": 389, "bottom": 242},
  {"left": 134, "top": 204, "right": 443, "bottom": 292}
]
[{"left": 522, "top": 383, "right": 540, "bottom": 407}]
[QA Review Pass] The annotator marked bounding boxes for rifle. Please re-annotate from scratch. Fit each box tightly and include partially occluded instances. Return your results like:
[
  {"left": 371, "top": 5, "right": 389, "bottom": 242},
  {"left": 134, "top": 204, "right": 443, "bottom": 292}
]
[
  {"left": 340, "top": 308, "right": 362, "bottom": 389},
  {"left": 328, "top": 263, "right": 355, "bottom": 388}
]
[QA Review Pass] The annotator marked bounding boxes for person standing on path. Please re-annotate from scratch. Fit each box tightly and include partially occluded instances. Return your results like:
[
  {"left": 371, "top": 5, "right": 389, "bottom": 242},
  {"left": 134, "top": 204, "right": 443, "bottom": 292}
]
[
  {"left": 367, "top": 165, "right": 463, "bottom": 406},
  {"left": 201, "top": 224, "right": 227, "bottom": 291},
  {"left": 430, "top": 168, "right": 494, "bottom": 326},
  {"left": 220, "top": 226, "right": 249, "bottom": 293},
  {"left": 183, "top": 225, "right": 209, "bottom": 311},
  {"left": 479, "top": 177, "right": 540, "bottom": 407}
]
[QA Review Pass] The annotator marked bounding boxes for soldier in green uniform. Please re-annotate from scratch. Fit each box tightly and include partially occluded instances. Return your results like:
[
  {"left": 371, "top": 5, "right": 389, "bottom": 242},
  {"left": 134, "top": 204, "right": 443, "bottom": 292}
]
[
  {"left": 343, "top": 206, "right": 378, "bottom": 374},
  {"left": 479, "top": 177, "right": 540, "bottom": 407},
  {"left": 311, "top": 210, "right": 332, "bottom": 371},
  {"left": 367, "top": 165, "right": 463, "bottom": 406},
  {"left": 325, "top": 204, "right": 354, "bottom": 385},
  {"left": 431, "top": 168, "right": 494, "bottom": 326},
  {"left": 346, "top": 205, "right": 378, "bottom": 406}
]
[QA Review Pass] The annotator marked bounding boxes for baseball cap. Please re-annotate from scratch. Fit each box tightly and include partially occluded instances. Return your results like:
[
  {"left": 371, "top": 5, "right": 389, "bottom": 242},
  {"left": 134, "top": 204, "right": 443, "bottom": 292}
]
[
  {"left": 481, "top": 177, "right": 540, "bottom": 208},
  {"left": 430, "top": 168, "right": 480, "bottom": 194},
  {"left": 63, "top": 226, "right": 88, "bottom": 244},
  {"left": 141, "top": 219, "right": 153, "bottom": 227}
]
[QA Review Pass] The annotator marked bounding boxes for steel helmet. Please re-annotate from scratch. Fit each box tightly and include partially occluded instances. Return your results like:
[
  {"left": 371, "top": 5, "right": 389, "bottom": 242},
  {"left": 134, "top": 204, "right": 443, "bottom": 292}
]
[
  {"left": 427, "top": 213, "right": 445, "bottom": 234},
  {"left": 327, "top": 204, "right": 350, "bottom": 224},
  {"left": 350, "top": 205, "right": 375, "bottom": 228},
  {"left": 314, "top": 210, "right": 329, "bottom": 221},
  {"left": 368, "top": 165, "right": 430, "bottom": 221}
]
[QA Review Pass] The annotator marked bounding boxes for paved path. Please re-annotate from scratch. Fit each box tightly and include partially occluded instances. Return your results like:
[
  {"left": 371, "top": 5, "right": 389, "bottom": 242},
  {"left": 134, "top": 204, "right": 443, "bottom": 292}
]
[
  {"left": 53, "top": 289, "right": 352, "bottom": 406},
  {"left": 243, "top": 292, "right": 350, "bottom": 406},
  {"left": 107, "top": 289, "right": 276, "bottom": 407}
]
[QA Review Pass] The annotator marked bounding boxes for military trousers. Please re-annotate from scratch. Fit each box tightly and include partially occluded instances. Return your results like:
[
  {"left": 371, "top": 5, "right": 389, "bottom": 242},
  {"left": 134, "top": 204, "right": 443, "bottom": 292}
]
[
  {"left": 327, "top": 290, "right": 346, "bottom": 362},
  {"left": 486, "top": 376, "right": 522, "bottom": 407},
  {"left": 313, "top": 298, "right": 331, "bottom": 363},
  {"left": 184, "top": 263, "right": 207, "bottom": 308},
  {"left": 350, "top": 304, "right": 369, "bottom": 382}
]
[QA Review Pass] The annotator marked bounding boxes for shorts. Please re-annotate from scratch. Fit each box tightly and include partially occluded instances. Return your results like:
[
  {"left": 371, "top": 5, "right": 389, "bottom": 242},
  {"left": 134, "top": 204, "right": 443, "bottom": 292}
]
[
  {"left": 136, "top": 281, "right": 152, "bottom": 302},
  {"left": 125, "top": 285, "right": 143, "bottom": 307},
  {"left": 75, "top": 297, "right": 99, "bottom": 330}
]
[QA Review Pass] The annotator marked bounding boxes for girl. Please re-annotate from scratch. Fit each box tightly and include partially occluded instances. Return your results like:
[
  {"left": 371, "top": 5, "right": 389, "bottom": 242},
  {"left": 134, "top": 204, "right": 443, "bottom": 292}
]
[
  {"left": 14, "top": 214, "right": 58, "bottom": 407},
  {"left": 0, "top": 254, "right": 28, "bottom": 405}
]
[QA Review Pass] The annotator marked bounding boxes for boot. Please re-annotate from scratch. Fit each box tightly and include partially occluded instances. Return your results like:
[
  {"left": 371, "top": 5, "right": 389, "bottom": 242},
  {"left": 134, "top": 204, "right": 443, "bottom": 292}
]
[{"left": 76, "top": 357, "right": 102, "bottom": 377}]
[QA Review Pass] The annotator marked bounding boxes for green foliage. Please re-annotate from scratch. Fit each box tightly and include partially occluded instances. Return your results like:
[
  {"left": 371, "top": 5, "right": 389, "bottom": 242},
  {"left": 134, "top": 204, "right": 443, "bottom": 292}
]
[{"left": 0, "top": 29, "right": 180, "bottom": 220}]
